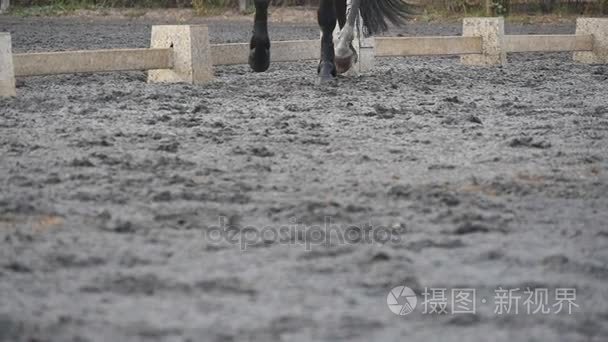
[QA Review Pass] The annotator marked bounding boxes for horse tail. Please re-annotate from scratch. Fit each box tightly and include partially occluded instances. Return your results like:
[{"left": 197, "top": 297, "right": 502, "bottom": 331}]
[{"left": 359, "top": 0, "right": 416, "bottom": 35}]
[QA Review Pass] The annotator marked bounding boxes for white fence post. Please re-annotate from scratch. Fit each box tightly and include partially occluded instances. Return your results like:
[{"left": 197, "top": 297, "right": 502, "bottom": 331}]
[
  {"left": 461, "top": 17, "right": 506, "bottom": 66},
  {"left": 0, "top": 0, "right": 9, "bottom": 14},
  {"left": 357, "top": 16, "right": 375, "bottom": 73},
  {"left": 239, "top": 0, "right": 248, "bottom": 12},
  {"left": 573, "top": 18, "right": 608, "bottom": 64},
  {"left": 0, "top": 32, "right": 16, "bottom": 97},
  {"left": 147, "top": 25, "right": 214, "bottom": 85}
]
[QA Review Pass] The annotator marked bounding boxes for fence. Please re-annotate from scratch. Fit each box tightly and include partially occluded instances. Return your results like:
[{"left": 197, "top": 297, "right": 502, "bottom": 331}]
[{"left": 1, "top": 17, "right": 607, "bottom": 97}]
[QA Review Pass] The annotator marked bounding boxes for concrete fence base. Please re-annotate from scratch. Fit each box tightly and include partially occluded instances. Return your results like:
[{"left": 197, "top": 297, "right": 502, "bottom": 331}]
[
  {"left": 0, "top": 0, "right": 9, "bottom": 14},
  {"left": 461, "top": 17, "right": 506, "bottom": 66},
  {"left": 356, "top": 15, "right": 376, "bottom": 74},
  {"left": 574, "top": 18, "right": 608, "bottom": 64},
  {"left": 238, "top": 0, "right": 248, "bottom": 12},
  {"left": 147, "top": 25, "right": 213, "bottom": 84},
  {"left": 0, "top": 33, "right": 16, "bottom": 97}
]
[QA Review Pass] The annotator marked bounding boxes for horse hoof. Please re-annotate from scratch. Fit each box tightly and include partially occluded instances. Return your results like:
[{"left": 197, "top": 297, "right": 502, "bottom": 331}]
[
  {"left": 249, "top": 48, "right": 270, "bottom": 72},
  {"left": 335, "top": 55, "right": 353, "bottom": 74},
  {"left": 317, "top": 74, "right": 337, "bottom": 84},
  {"left": 317, "top": 61, "right": 336, "bottom": 82}
]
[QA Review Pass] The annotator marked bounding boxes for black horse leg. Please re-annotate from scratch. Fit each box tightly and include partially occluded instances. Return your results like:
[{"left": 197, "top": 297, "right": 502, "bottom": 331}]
[
  {"left": 317, "top": 0, "right": 337, "bottom": 81},
  {"left": 249, "top": 0, "right": 270, "bottom": 72},
  {"left": 336, "top": 0, "right": 347, "bottom": 29}
]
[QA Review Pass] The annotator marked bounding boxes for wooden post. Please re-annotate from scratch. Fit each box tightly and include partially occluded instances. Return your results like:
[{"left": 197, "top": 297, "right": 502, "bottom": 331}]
[
  {"left": 573, "top": 18, "right": 608, "bottom": 64},
  {"left": 485, "top": 0, "right": 492, "bottom": 16},
  {"left": 148, "top": 25, "right": 214, "bottom": 84},
  {"left": 0, "top": 0, "right": 10, "bottom": 14},
  {"left": 0, "top": 33, "right": 16, "bottom": 97},
  {"left": 461, "top": 17, "right": 506, "bottom": 66},
  {"left": 239, "top": 0, "right": 247, "bottom": 12}
]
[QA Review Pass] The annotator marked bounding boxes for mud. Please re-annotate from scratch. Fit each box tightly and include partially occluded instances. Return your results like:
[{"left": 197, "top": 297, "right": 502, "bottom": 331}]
[{"left": 0, "top": 16, "right": 607, "bottom": 342}]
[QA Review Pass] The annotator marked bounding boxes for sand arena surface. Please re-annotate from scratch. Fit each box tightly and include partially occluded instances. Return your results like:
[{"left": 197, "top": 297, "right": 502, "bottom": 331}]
[{"left": 0, "top": 15, "right": 607, "bottom": 341}]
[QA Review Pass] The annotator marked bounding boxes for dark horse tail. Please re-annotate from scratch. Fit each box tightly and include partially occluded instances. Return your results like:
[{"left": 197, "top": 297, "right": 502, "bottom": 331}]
[{"left": 360, "top": 0, "right": 416, "bottom": 35}]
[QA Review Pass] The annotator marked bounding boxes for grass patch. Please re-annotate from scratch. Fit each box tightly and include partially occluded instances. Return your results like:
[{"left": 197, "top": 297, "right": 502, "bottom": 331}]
[
  {"left": 191, "top": 0, "right": 234, "bottom": 16},
  {"left": 8, "top": 4, "right": 95, "bottom": 16},
  {"left": 123, "top": 8, "right": 147, "bottom": 17}
]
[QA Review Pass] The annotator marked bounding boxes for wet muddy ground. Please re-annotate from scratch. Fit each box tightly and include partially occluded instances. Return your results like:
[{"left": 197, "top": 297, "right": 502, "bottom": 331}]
[{"left": 0, "top": 16, "right": 607, "bottom": 342}]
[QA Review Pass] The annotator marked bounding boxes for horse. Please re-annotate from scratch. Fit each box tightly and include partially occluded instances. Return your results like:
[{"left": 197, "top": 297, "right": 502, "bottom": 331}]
[{"left": 248, "top": 0, "right": 414, "bottom": 82}]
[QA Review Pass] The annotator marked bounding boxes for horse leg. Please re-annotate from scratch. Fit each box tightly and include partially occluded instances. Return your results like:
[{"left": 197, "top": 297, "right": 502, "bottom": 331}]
[
  {"left": 335, "top": 0, "right": 360, "bottom": 74},
  {"left": 249, "top": 0, "right": 271, "bottom": 72},
  {"left": 336, "top": 0, "right": 347, "bottom": 29},
  {"left": 318, "top": 0, "right": 337, "bottom": 82}
]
